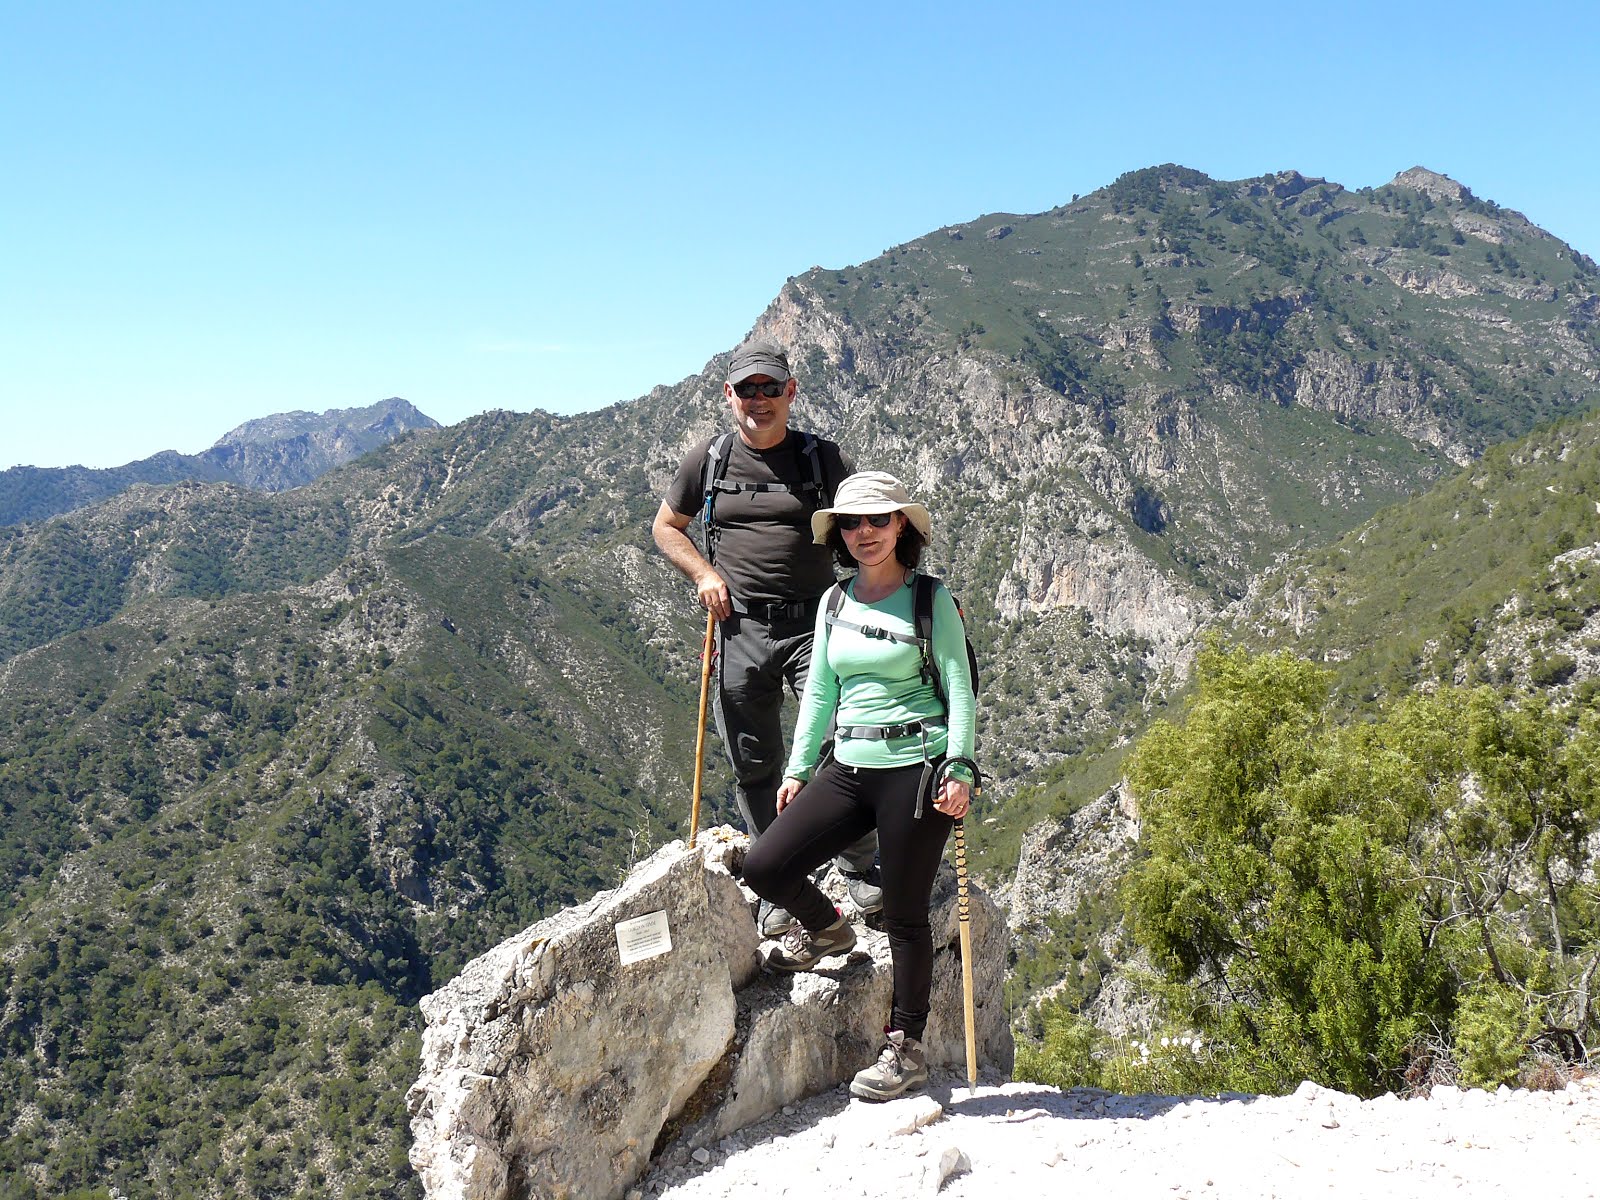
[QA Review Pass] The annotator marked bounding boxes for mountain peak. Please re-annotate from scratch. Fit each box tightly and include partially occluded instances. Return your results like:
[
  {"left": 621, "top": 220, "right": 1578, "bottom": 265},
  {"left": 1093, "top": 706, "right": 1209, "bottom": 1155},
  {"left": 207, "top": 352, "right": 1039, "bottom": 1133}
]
[
  {"left": 1390, "top": 166, "right": 1474, "bottom": 203},
  {"left": 211, "top": 397, "right": 435, "bottom": 450}
]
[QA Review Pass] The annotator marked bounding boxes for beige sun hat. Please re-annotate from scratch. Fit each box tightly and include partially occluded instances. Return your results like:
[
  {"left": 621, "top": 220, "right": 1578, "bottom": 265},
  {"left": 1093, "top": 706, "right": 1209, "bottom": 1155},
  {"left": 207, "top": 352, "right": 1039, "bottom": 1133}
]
[{"left": 811, "top": 471, "right": 932, "bottom": 543}]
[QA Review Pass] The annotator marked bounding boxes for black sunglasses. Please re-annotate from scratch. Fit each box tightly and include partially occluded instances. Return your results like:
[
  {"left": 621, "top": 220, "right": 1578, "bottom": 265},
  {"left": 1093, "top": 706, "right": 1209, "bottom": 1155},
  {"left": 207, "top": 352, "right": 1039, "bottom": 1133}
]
[
  {"left": 733, "top": 380, "right": 787, "bottom": 399},
  {"left": 836, "top": 513, "right": 894, "bottom": 531}
]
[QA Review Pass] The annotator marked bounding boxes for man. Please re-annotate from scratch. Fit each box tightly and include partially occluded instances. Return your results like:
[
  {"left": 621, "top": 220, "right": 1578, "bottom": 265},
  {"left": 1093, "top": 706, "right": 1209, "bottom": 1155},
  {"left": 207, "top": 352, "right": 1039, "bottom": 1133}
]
[{"left": 653, "top": 337, "right": 879, "bottom": 934}]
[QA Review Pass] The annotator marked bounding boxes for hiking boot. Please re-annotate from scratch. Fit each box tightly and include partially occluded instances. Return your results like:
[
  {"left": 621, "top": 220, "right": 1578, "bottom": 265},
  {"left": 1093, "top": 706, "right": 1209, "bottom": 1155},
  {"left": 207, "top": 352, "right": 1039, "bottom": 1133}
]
[
  {"left": 842, "top": 867, "right": 883, "bottom": 916},
  {"left": 758, "top": 901, "right": 798, "bottom": 938},
  {"left": 766, "top": 913, "right": 856, "bottom": 971},
  {"left": 849, "top": 1030, "right": 928, "bottom": 1101}
]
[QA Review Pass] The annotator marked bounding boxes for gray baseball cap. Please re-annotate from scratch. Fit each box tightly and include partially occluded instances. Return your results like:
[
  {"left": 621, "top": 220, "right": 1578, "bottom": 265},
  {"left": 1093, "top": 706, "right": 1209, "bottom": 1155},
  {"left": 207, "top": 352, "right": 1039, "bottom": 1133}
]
[{"left": 727, "top": 337, "right": 791, "bottom": 384}]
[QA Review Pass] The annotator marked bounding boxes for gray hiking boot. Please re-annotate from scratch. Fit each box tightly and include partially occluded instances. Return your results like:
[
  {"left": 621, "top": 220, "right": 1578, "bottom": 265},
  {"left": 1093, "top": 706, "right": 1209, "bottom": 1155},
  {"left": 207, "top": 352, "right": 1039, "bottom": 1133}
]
[
  {"left": 758, "top": 901, "right": 798, "bottom": 938},
  {"left": 766, "top": 914, "right": 857, "bottom": 971},
  {"left": 842, "top": 867, "right": 883, "bottom": 916},
  {"left": 849, "top": 1030, "right": 928, "bottom": 1101}
]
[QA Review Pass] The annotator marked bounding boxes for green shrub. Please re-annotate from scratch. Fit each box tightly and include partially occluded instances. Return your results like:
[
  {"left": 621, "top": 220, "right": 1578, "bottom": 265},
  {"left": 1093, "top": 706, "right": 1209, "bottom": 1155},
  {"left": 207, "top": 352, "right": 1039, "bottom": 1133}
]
[{"left": 1453, "top": 986, "right": 1538, "bottom": 1088}]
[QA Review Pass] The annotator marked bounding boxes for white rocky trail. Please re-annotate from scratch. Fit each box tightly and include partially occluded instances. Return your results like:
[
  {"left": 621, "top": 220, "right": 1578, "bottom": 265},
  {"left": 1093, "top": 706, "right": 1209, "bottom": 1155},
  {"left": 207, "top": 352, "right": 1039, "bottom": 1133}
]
[{"left": 641, "top": 1072, "right": 1599, "bottom": 1200}]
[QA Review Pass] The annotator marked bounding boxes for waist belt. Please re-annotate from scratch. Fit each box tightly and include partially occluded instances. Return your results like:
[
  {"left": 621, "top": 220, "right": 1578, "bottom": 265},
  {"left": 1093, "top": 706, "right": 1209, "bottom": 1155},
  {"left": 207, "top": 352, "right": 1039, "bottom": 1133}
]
[
  {"left": 729, "top": 596, "right": 820, "bottom": 622},
  {"left": 837, "top": 719, "right": 943, "bottom": 741}
]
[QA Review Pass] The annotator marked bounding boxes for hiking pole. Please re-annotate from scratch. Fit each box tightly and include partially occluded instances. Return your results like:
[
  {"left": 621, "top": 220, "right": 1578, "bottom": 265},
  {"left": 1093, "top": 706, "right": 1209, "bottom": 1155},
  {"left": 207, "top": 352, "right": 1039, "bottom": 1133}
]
[
  {"left": 939, "top": 757, "right": 983, "bottom": 1086},
  {"left": 688, "top": 608, "right": 715, "bottom": 849},
  {"left": 953, "top": 816, "right": 978, "bottom": 1086}
]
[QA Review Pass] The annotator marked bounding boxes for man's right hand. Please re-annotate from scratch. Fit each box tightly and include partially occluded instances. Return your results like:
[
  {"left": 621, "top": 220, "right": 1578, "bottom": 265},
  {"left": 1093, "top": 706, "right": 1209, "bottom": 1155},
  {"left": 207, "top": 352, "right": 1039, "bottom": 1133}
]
[
  {"left": 696, "top": 570, "right": 731, "bottom": 620},
  {"left": 653, "top": 501, "right": 733, "bottom": 621}
]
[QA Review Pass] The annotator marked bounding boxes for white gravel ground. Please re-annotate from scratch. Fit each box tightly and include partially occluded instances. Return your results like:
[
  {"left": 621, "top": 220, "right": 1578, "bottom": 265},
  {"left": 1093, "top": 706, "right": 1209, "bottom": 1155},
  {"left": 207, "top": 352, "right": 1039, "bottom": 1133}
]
[{"left": 637, "top": 1071, "right": 1598, "bottom": 1199}]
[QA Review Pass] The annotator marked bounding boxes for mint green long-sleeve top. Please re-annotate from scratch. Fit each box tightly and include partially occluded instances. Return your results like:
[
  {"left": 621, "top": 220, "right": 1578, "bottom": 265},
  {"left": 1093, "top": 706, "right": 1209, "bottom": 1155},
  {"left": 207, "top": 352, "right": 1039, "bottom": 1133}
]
[{"left": 784, "top": 575, "right": 976, "bottom": 781}]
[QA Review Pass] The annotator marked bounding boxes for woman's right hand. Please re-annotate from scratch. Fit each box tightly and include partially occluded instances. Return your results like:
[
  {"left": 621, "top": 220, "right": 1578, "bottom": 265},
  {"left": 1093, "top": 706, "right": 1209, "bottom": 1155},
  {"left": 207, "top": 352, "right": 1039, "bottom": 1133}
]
[{"left": 776, "top": 777, "right": 805, "bottom": 812}]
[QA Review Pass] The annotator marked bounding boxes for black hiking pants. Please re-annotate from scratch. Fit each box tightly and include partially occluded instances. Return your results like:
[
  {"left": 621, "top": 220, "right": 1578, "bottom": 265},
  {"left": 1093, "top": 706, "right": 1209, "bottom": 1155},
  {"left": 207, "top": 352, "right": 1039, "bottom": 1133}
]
[
  {"left": 713, "top": 609, "right": 875, "bottom": 875},
  {"left": 742, "top": 759, "right": 953, "bottom": 1041}
]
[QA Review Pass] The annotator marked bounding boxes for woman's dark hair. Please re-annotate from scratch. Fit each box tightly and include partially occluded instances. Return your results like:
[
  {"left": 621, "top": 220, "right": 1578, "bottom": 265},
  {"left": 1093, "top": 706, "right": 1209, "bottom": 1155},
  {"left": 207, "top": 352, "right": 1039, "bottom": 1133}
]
[{"left": 825, "top": 515, "right": 926, "bottom": 572}]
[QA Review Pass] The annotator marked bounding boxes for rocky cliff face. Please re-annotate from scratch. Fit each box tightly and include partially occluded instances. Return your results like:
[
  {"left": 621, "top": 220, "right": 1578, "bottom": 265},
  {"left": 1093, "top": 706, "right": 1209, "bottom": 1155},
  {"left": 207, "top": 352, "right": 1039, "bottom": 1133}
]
[
  {"left": 1005, "top": 782, "right": 1139, "bottom": 939},
  {"left": 756, "top": 280, "right": 1214, "bottom": 684}
]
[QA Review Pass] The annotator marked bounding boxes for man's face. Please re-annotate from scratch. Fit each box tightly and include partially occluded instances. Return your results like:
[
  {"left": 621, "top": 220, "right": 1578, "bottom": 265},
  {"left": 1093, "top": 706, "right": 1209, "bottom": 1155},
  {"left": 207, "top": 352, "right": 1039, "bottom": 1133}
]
[{"left": 725, "top": 374, "right": 795, "bottom": 448}]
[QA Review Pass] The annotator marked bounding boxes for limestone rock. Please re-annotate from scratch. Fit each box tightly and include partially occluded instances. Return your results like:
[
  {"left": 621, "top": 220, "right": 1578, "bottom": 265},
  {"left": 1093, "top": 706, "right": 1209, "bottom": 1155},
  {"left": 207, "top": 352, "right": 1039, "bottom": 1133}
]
[
  {"left": 406, "top": 835, "right": 748, "bottom": 1200},
  {"left": 1391, "top": 166, "right": 1473, "bottom": 203},
  {"left": 409, "top": 827, "right": 1012, "bottom": 1200},
  {"left": 1291, "top": 348, "right": 1469, "bottom": 464}
]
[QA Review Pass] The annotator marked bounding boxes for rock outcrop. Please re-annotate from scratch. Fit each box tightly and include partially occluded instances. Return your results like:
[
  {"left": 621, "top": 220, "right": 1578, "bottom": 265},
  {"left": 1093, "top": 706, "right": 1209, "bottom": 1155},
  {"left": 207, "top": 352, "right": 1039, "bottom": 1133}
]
[
  {"left": 407, "top": 828, "right": 1012, "bottom": 1200},
  {"left": 1006, "top": 781, "right": 1139, "bottom": 938},
  {"left": 1390, "top": 166, "right": 1472, "bottom": 203}
]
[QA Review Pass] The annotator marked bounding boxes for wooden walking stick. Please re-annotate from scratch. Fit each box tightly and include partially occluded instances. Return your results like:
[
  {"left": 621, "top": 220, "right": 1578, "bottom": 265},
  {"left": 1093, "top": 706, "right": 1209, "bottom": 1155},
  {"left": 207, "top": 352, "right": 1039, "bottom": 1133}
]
[
  {"left": 688, "top": 608, "right": 715, "bottom": 849},
  {"left": 953, "top": 816, "right": 978, "bottom": 1086}
]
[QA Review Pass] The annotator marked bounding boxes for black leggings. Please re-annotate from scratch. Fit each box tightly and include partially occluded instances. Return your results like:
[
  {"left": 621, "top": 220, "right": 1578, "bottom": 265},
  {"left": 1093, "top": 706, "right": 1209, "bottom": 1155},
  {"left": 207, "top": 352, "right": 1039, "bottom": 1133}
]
[{"left": 742, "top": 758, "right": 953, "bottom": 1041}]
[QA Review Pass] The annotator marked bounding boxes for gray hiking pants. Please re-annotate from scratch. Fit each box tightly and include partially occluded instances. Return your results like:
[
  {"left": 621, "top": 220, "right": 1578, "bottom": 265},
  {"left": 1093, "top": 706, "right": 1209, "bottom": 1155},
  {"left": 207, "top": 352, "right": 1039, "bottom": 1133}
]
[{"left": 712, "top": 607, "right": 876, "bottom": 875}]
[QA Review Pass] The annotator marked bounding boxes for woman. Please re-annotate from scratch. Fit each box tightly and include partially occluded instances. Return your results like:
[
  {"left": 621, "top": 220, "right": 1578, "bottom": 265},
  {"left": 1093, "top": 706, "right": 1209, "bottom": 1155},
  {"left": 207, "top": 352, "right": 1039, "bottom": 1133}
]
[{"left": 741, "top": 470, "right": 976, "bottom": 1101}]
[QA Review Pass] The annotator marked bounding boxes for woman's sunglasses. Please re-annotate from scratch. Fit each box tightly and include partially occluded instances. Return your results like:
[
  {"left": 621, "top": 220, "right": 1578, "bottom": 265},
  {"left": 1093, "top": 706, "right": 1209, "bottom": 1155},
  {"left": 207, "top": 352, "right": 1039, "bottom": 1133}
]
[
  {"left": 733, "top": 381, "right": 787, "bottom": 399},
  {"left": 836, "top": 513, "right": 894, "bottom": 531}
]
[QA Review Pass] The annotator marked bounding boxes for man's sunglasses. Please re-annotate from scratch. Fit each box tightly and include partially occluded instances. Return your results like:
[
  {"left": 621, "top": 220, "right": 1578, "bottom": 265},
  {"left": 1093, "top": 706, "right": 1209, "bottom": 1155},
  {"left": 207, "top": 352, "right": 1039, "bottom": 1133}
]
[
  {"left": 733, "top": 381, "right": 787, "bottom": 399},
  {"left": 836, "top": 513, "right": 894, "bottom": 531}
]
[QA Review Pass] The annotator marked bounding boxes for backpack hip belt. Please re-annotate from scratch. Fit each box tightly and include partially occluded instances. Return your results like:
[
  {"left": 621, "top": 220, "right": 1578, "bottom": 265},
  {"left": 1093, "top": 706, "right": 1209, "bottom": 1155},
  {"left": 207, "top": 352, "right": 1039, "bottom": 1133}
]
[{"left": 837, "top": 719, "right": 944, "bottom": 741}]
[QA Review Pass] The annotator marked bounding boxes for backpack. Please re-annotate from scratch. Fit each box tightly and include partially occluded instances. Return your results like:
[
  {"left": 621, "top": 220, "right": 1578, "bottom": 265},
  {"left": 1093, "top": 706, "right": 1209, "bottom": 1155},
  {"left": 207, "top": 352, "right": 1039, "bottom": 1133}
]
[
  {"left": 823, "top": 573, "right": 981, "bottom": 714},
  {"left": 700, "top": 431, "right": 827, "bottom": 565}
]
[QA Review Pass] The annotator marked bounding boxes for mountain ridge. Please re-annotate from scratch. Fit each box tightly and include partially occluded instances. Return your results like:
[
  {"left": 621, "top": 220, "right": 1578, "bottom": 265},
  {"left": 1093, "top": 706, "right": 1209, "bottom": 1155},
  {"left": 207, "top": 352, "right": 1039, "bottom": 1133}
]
[{"left": 0, "top": 397, "right": 439, "bottom": 527}]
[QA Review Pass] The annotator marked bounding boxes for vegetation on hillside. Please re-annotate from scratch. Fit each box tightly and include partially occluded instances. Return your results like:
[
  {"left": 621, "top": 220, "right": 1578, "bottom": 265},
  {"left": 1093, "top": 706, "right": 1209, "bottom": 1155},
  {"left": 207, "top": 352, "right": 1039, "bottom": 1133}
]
[
  {"left": 1019, "top": 644, "right": 1599, "bottom": 1098},
  {"left": 0, "top": 536, "right": 722, "bottom": 1199},
  {"left": 1008, "top": 404, "right": 1600, "bottom": 1073},
  {"left": 1240, "top": 406, "right": 1600, "bottom": 706}
]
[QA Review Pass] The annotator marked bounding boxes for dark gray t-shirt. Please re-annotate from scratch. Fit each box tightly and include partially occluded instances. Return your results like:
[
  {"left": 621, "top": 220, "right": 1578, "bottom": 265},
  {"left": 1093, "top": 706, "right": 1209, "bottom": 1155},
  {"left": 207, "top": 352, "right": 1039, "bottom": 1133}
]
[{"left": 664, "top": 430, "right": 853, "bottom": 607}]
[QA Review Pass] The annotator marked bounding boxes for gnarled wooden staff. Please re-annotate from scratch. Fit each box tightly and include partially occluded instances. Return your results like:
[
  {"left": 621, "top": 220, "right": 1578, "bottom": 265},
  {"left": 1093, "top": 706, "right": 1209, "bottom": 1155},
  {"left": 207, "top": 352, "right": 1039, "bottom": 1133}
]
[
  {"left": 937, "top": 756, "right": 984, "bottom": 1086},
  {"left": 952, "top": 816, "right": 977, "bottom": 1086}
]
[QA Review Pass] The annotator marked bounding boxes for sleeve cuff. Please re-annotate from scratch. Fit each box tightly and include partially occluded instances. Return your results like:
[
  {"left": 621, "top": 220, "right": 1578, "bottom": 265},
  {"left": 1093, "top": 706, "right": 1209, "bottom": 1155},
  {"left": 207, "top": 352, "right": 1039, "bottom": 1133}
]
[{"left": 942, "top": 762, "right": 975, "bottom": 786}]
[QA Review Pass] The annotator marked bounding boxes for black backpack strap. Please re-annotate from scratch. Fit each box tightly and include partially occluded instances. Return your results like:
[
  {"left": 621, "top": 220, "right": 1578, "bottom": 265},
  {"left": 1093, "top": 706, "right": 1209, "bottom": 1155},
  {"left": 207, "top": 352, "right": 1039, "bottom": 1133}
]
[
  {"left": 703, "top": 432, "right": 828, "bottom": 566},
  {"left": 913, "top": 574, "right": 947, "bottom": 713},
  {"left": 701, "top": 432, "right": 734, "bottom": 564},
  {"left": 824, "top": 580, "right": 927, "bottom": 649},
  {"left": 797, "top": 431, "right": 826, "bottom": 511}
]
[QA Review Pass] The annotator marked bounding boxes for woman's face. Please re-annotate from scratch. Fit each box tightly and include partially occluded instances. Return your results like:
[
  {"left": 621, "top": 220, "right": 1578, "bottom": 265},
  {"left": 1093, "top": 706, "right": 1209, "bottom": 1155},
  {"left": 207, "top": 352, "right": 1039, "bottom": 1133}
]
[{"left": 841, "top": 510, "right": 905, "bottom": 569}]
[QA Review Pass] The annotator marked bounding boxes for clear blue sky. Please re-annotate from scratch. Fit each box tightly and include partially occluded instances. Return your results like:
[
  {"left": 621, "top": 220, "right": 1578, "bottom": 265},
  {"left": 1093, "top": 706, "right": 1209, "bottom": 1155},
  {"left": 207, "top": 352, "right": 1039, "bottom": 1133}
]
[{"left": 5, "top": 1, "right": 1596, "bottom": 469}]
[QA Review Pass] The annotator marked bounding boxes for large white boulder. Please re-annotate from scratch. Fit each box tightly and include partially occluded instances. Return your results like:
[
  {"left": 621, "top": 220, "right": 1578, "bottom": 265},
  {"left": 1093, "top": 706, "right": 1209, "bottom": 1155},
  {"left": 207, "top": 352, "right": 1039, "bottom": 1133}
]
[{"left": 407, "top": 826, "right": 1011, "bottom": 1200}]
